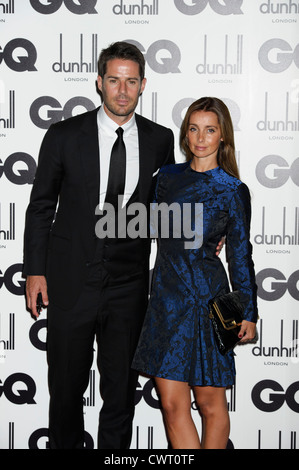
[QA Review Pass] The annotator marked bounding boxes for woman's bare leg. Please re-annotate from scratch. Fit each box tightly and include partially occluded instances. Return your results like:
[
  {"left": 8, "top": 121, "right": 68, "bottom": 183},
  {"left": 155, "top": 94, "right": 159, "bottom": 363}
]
[
  {"left": 155, "top": 377, "right": 201, "bottom": 449},
  {"left": 193, "top": 386, "right": 229, "bottom": 449}
]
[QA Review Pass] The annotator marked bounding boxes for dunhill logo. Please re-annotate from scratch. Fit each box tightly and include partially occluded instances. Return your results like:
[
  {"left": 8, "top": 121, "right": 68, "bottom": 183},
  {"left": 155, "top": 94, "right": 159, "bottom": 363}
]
[
  {"left": 0, "top": 313, "right": 15, "bottom": 351},
  {"left": 257, "top": 429, "right": 297, "bottom": 450},
  {"left": 112, "top": 0, "right": 159, "bottom": 15},
  {"left": 0, "top": 203, "right": 15, "bottom": 240},
  {"left": 0, "top": 0, "right": 14, "bottom": 14},
  {"left": 196, "top": 35, "right": 243, "bottom": 74},
  {"left": 252, "top": 319, "right": 298, "bottom": 359},
  {"left": 0, "top": 91, "right": 15, "bottom": 129},
  {"left": 134, "top": 426, "right": 154, "bottom": 449},
  {"left": 257, "top": 92, "right": 299, "bottom": 131},
  {"left": 139, "top": 92, "right": 158, "bottom": 122},
  {"left": 260, "top": 1, "right": 299, "bottom": 14},
  {"left": 83, "top": 370, "right": 96, "bottom": 407},
  {"left": 52, "top": 34, "right": 98, "bottom": 73},
  {"left": 254, "top": 206, "right": 299, "bottom": 246}
]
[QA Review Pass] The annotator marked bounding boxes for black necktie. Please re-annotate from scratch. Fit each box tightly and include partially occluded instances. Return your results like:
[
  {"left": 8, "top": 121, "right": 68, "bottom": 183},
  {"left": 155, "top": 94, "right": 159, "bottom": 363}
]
[{"left": 105, "top": 127, "right": 126, "bottom": 208}]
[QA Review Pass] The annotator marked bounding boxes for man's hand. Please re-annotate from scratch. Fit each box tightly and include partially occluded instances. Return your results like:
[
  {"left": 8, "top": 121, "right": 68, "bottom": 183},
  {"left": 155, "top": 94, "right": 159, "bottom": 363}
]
[{"left": 26, "top": 275, "right": 49, "bottom": 318}]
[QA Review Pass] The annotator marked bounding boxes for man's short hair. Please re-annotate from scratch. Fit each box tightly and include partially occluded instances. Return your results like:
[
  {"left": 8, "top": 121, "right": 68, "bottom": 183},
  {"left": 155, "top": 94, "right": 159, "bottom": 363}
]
[{"left": 98, "top": 41, "right": 145, "bottom": 80}]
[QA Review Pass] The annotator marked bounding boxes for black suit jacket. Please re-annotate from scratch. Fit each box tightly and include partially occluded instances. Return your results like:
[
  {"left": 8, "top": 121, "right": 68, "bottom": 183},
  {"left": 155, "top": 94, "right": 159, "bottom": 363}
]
[{"left": 23, "top": 107, "right": 175, "bottom": 309}]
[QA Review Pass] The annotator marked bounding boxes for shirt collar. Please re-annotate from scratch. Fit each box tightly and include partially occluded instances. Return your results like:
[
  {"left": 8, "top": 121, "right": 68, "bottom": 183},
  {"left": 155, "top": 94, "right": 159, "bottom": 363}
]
[{"left": 97, "top": 105, "right": 136, "bottom": 136}]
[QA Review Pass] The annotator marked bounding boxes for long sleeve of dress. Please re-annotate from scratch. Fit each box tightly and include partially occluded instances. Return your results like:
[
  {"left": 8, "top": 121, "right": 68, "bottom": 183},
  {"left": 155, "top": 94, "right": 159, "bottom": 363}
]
[{"left": 225, "top": 183, "right": 258, "bottom": 323}]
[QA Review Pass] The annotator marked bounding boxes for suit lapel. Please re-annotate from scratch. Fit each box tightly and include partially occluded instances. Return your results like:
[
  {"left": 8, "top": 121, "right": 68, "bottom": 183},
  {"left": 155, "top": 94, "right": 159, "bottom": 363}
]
[
  {"left": 79, "top": 107, "right": 100, "bottom": 218},
  {"left": 136, "top": 114, "right": 157, "bottom": 206}
]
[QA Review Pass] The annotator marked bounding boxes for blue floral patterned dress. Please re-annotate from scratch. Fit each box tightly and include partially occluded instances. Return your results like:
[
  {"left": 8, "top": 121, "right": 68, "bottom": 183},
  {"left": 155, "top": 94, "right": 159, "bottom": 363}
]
[{"left": 132, "top": 162, "right": 258, "bottom": 387}]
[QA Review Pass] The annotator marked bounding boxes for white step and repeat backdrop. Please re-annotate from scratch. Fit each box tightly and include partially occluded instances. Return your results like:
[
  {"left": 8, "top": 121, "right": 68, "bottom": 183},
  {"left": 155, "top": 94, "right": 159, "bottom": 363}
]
[{"left": 1, "top": 0, "right": 298, "bottom": 450}]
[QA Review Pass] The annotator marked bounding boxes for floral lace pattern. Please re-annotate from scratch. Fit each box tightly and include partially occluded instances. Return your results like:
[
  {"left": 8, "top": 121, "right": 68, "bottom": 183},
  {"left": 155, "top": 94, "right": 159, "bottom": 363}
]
[{"left": 132, "top": 162, "right": 258, "bottom": 387}]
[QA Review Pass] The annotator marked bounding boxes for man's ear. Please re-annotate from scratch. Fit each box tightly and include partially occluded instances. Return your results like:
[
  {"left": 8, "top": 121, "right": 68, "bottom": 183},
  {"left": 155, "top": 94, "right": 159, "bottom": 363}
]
[
  {"left": 140, "top": 77, "right": 147, "bottom": 95},
  {"left": 97, "top": 75, "right": 103, "bottom": 92}
]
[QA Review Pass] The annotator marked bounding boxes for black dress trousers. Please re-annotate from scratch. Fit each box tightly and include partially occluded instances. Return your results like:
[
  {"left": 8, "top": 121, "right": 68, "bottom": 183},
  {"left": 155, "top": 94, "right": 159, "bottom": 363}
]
[{"left": 47, "top": 247, "right": 148, "bottom": 449}]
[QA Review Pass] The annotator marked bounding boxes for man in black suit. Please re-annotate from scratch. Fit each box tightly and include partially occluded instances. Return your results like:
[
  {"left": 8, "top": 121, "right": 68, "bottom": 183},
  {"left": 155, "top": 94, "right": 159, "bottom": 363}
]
[{"left": 23, "top": 42, "right": 175, "bottom": 449}]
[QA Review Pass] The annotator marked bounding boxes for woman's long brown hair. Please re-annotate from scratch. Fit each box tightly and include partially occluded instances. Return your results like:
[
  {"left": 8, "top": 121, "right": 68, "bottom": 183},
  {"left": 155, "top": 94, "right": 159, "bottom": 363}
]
[{"left": 179, "top": 97, "right": 240, "bottom": 179}]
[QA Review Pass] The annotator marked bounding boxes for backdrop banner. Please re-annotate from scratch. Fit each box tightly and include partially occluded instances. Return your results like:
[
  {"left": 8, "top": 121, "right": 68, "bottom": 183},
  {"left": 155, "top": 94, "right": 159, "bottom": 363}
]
[{"left": 0, "top": 0, "right": 298, "bottom": 450}]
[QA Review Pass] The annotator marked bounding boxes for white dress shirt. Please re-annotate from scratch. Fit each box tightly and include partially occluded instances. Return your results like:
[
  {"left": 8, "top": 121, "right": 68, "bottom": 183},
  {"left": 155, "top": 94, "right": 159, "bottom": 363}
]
[{"left": 97, "top": 106, "right": 139, "bottom": 209}]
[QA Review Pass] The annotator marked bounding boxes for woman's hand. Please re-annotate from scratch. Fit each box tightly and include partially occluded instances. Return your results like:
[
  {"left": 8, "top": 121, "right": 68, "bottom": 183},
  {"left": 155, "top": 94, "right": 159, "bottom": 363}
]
[
  {"left": 216, "top": 236, "right": 225, "bottom": 256},
  {"left": 238, "top": 320, "right": 256, "bottom": 343}
]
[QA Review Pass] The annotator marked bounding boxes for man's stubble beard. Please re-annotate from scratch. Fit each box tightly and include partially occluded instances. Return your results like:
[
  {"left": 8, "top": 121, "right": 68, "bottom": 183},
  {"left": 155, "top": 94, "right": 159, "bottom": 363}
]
[
  {"left": 105, "top": 100, "right": 137, "bottom": 118},
  {"left": 101, "top": 86, "right": 141, "bottom": 119}
]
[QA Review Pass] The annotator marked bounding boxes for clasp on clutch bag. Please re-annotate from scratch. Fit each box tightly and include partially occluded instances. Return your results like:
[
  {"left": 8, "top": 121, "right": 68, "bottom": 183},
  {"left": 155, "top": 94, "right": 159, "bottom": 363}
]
[{"left": 209, "top": 303, "right": 242, "bottom": 330}]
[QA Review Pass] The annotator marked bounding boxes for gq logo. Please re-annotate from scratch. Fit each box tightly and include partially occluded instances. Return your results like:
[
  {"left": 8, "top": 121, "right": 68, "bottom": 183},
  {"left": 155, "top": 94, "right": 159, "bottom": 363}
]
[
  {"left": 30, "top": 96, "right": 96, "bottom": 129},
  {"left": 0, "top": 264, "right": 25, "bottom": 296},
  {"left": 29, "top": 319, "right": 47, "bottom": 352},
  {"left": 172, "top": 97, "right": 241, "bottom": 130},
  {"left": 0, "top": 39, "right": 37, "bottom": 72},
  {"left": 135, "top": 379, "right": 160, "bottom": 409},
  {"left": 256, "top": 156, "right": 299, "bottom": 188},
  {"left": 252, "top": 380, "right": 299, "bottom": 412},
  {"left": 0, "top": 153, "right": 36, "bottom": 185},
  {"left": 28, "top": 429, "right": 94, "bottom": 449},
  {"left": 29, "top": 0, "right": 97, "bottom": 14},
  {"left": 125, "top": 39, "right": 181, "bottom": 73},
  {"left": 0, "top": 373, "right": 36, "bottom": 404},
  {"left": 256, "top": 269, "right": 299, "bottom": 301},
  {"left": 259, "top": 39, "right": 299, "bottom": 73},
  {"left": 174, "top": 0, "right": 243, "bottom": 15}
]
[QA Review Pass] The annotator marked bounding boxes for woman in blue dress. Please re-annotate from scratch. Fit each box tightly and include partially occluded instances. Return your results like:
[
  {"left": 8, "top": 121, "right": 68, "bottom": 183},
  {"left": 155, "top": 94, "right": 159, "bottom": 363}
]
[{"left": 132, "top": 97, "right": 258, "bottom": 449}]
